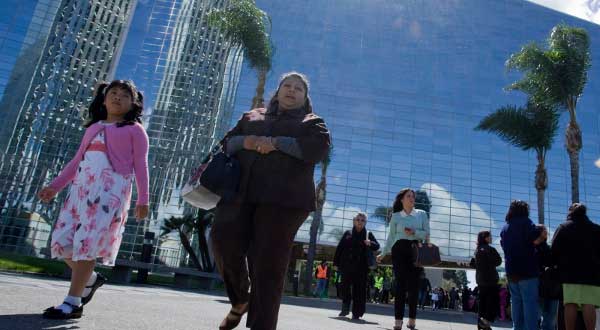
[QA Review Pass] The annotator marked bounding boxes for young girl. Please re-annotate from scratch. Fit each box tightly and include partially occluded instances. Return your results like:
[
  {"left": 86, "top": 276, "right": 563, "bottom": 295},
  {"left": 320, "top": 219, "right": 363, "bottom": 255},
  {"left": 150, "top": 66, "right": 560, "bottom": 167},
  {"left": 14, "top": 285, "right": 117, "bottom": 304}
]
[{"left": 38, "top": 80, "right": 149, "bottom": 319}]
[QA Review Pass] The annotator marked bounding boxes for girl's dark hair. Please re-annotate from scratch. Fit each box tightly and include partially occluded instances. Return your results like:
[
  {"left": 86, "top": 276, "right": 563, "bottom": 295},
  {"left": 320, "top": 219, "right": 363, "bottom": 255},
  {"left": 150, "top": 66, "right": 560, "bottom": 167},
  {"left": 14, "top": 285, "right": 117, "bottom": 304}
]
[
  {"left": 505, "top": 200, "right": 529, "bottom": 222},
  {"left": 392, "top": 188, "right": 415, "bottom": 213},
  {"left": 266, "top": 72, "right": 313, "bottom": 114},
  {"left": 84, "top": 80, "right": 144, "bottom": 128},
  {"left": 567, "top": 203, "right": 587, "bottom": 222},
  {"left": 476, "top": 230, "right": 491, "bottom": 247}
]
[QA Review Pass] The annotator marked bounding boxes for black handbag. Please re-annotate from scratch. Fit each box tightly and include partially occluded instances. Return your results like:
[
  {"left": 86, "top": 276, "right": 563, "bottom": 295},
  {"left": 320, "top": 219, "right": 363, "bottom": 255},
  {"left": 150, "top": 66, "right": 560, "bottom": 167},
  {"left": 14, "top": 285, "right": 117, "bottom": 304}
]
[
  {"left": 539, "top": 266, "right": 562, "bottom": 299},
  {"left": 365, "top": 230, "right": 377, "bottom": 270},
  {"left": 413, "top": 243, "right": 442, "bottom": 267},
  {"left": 182, "top": 145, "right": 240, "bottom": 209}
]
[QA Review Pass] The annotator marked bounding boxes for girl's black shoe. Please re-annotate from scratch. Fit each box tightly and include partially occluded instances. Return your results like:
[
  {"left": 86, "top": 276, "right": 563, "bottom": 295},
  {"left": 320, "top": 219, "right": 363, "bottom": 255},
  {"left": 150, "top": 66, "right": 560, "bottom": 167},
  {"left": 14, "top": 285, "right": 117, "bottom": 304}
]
[
  {"left": 42, "top": 302, "right": 83, "bottom": 319},
  {"left": 82, "top": 273, "right": 107, "bottom": 305}
]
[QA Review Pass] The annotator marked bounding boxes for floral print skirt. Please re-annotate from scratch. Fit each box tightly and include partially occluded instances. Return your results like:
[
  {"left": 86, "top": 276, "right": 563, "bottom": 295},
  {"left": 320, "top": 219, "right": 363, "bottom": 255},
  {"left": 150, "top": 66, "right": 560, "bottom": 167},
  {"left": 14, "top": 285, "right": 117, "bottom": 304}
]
[{"left": 51, "top": 135, "right": 132, "bottom": 266}]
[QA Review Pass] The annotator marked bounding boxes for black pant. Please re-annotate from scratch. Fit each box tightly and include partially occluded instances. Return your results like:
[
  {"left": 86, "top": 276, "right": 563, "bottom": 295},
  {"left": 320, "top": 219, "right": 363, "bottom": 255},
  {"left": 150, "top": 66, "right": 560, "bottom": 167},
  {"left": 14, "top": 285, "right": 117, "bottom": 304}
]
[
  {"left": 340, "top": 268, "right": 368, "bottom": 318},
  {"left": 478, "top": 285, "right": 499, "bottom": 322},
  {"left": 392, "top": 240, "right": 422, "bottom": 320},
  {"left": 211, "top": 201, "right": 308, "bottom": 330}
]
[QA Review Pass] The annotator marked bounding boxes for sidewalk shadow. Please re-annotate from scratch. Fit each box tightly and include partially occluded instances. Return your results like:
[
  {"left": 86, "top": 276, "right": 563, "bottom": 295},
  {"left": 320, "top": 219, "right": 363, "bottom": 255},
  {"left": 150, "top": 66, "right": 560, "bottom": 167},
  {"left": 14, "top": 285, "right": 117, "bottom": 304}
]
[
  {"left": 278, "top": 296, "right": 513, "bottom": 328},
  {"left": 329, "top": 316, "right": 379, "bottom": 325},
  {"left": 0, "top": 314, "right": 80, "bottom": 330}
]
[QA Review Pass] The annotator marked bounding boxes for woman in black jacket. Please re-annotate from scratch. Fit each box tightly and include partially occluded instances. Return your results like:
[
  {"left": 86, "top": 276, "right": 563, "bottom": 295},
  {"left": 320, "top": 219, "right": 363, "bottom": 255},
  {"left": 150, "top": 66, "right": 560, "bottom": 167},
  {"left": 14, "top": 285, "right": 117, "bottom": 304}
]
[
  {"left": 211, "top": 72, "right": 330, "bottom": 330},
  {"left": 473, "top": 230, "right": 502, "bottom": 330},
  {"left": 551, "top": 203, "right": 600, "bottom": 330},
  {"left": 333, "top": 212, "right": 380, "bottom": 320}
]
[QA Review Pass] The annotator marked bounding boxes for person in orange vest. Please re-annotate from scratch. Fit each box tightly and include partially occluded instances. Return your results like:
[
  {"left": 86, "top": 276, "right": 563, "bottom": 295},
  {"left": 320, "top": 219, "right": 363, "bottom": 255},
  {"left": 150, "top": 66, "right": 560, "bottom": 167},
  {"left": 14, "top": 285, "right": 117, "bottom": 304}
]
[{"left": 314, "top": 260, "right": 329, "bottom": 298}]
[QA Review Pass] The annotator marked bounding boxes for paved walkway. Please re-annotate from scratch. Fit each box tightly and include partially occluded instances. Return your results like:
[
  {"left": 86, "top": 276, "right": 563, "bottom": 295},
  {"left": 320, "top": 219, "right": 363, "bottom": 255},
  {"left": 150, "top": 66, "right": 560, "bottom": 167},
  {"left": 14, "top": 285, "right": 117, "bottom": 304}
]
[{"left": 0, "top": 272, "right": 513, "bottom": 330}]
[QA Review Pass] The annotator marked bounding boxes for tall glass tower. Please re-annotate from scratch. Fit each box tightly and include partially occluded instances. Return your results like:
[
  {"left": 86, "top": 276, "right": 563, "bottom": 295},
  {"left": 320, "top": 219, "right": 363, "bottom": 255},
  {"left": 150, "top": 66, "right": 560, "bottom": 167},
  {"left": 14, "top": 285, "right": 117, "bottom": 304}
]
[
  {"left": 115, "top": 0, "right": 243, "bottom": 266},
  {"left": 0, "top": 0, "right": 137, "bottom": 255}
]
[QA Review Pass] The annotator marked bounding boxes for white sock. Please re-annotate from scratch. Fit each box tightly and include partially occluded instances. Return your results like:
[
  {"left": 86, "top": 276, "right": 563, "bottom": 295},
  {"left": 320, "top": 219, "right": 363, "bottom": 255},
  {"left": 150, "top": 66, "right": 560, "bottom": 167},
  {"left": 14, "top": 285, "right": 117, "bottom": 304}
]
[
  {"left": 56, "top": 295, "right": 81, "bottom": 313},
  {"left": 83, "top": 272, "right": 97, "bottom": 297},
  {"left": 395, "top": 319, "right": 403, "bottom": 327}
]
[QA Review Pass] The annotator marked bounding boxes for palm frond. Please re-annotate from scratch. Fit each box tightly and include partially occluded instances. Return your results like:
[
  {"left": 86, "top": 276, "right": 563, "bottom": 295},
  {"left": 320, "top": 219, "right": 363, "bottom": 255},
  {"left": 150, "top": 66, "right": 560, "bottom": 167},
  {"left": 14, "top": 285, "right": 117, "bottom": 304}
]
[
  {"left": 159, "top": 215, "right": 195, "bottom": 237},
  {"left": 505, "top": 24, "right": 591, "bottom": 110},
  {"left": 207, "top": 0, "right": 273, "bottom": 72},
  {"left": 475, "top": 102, "right": 559, "bottom": 152}
]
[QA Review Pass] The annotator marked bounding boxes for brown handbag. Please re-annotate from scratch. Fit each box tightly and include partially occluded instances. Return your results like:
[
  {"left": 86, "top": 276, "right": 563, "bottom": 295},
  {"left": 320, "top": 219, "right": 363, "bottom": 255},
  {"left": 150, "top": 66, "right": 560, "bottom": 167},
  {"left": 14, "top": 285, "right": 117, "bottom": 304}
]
[{"left": 414, "top": 243, "right": 442, "bottom": 267}]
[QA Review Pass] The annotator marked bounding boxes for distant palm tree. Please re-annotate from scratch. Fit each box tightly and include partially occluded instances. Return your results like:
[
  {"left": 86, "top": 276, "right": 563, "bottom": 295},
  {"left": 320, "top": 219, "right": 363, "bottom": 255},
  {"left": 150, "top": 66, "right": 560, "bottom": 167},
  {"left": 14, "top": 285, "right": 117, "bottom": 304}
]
[
  {"left": 303, "top": 145, "right": 332, "bottom": 295},
  {"left": 373, "top": 205, "right": 393, "bottom": 224},
  {"left": 506, "top": 24, "right": 591, "bottom": 203},
  {"left": 208, "top": 0, "right": 273, "bottom": 108},
  {"left": 160, "top": 209, "right": 215, "bottom": 271},
  {"left": 476, "top": 101, "right": 559, "bottom": 224}
]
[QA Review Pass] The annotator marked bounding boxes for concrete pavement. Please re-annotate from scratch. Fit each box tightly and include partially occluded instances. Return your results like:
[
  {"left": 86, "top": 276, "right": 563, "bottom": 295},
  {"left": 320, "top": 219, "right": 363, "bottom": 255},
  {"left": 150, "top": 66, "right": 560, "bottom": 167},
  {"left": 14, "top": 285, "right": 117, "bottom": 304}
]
[{"left": 0, "top": 272, "right": 512, "bottom": 330}]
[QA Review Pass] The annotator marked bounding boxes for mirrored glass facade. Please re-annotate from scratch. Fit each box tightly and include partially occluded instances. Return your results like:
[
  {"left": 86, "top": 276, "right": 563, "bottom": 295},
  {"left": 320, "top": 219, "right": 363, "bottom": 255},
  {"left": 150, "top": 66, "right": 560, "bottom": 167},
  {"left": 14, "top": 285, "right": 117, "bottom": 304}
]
[
  {"left": 0, "top": 0, "right": 137, "bottom": 256},
  {"left": 231, "top": 0, "right": 600, "bottom": 262},
  {"left": 0, "top": 0, "right": 243, "bottom": 269}
]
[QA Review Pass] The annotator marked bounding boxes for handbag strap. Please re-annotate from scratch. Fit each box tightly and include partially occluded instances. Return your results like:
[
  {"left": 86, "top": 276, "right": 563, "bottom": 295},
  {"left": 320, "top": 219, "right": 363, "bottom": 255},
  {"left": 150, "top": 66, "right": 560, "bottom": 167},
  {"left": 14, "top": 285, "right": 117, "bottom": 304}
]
[{"left": 200, "top": 137, "right": 227, "bottom": 164}]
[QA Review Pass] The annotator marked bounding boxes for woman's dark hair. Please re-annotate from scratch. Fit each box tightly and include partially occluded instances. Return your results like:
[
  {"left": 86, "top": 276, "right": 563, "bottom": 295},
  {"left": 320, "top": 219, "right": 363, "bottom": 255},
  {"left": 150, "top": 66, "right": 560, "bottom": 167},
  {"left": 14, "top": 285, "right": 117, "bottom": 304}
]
[
  {"left": 84, "top": 80, "right": 144, "bottom": 128},
  {"left": 505, "top": 200, "right": 529, "bottom": 222},
  {"left": 392, "top": 188, "right": 415, "bottom": 213},
  {"left": 567, "top": 203, "right": 588, "bottom": 222},
  {"left": 476, "top": 230, "right": 491, "bottom": 247},
  {"left": 266, "top": 72, "right": 313, "bottom": 114}
]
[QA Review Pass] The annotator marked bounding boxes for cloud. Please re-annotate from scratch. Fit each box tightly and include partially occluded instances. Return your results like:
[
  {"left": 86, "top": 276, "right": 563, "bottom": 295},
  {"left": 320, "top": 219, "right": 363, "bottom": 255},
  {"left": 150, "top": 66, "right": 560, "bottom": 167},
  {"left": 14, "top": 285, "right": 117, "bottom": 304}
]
[{"left": 527, "top": 0, "right": 600, "bottom": 25}]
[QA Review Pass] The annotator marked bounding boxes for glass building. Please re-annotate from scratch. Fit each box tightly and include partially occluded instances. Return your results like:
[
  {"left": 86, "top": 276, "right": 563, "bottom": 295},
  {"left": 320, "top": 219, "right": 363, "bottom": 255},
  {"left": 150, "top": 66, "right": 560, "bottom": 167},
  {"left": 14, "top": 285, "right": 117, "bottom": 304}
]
[
  {"left": 230, "top": 0, "right": 600, "bottom": 263},
  {"left": 112, "top": 0, "right": 243, "bottom": 267},
  {"left": 0, "top": 0, "right": 243, "bottom": 269},
  {"left": 1, "top": 0, "right": 599, "bottom": 273},
  {"left": 0, "top": 0, "right": 137, "bottom": 256}
]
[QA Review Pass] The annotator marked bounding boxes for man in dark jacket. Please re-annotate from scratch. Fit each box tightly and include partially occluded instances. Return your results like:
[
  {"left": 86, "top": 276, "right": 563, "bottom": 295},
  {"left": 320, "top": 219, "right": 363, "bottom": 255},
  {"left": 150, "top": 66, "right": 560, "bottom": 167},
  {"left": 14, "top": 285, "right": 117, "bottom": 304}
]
[{"left": 500, "top": 200, "right": 547, "bottom": 330}]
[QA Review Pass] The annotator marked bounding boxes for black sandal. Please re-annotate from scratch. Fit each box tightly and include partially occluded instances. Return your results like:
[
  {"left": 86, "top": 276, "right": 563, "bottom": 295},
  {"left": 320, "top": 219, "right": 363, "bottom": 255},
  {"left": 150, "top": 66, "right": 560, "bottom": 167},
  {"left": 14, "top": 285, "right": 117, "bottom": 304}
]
[
  {"left": 82, "top": 273, "right": 107, "bottom": 305},
  {"left": 42, "top": 301, "right": 83, "bottom": 319},
  {"left": 219, "top": 305, "right": 248, "bottom": 330}
]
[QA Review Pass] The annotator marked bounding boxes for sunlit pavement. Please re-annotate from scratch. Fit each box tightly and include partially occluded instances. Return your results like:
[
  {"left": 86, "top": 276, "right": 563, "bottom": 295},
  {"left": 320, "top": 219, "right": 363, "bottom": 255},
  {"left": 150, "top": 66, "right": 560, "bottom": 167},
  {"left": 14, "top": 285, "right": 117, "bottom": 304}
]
[{"left": 0, "top": 272, "right": 513, "bottom": 330}]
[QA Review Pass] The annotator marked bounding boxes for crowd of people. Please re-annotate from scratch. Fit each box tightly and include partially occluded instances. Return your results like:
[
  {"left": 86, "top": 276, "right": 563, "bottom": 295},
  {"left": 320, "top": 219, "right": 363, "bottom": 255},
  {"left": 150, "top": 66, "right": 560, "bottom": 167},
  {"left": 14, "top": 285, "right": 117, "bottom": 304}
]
[{"left": 35, "top": 71, "right": 599, "bottom": 330}]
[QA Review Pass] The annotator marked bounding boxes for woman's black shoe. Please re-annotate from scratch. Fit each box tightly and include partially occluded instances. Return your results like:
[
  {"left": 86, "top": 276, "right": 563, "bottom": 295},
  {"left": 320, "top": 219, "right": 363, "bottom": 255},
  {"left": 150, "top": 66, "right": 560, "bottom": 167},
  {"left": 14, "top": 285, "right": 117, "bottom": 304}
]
[
  {"left": 477, "top": 317, "right": 492, "bottom": 330},
  {"left": 42, "top": 302, "right": 83, "bottom": 319},
  {"left": 81, "top": 273, "right": 107, "bottom": 305}
]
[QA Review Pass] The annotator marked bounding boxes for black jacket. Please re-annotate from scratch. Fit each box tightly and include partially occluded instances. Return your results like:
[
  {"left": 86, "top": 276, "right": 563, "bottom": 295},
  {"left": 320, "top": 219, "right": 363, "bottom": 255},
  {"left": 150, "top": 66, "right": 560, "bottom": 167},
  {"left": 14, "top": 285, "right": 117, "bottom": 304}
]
[
  {"left": 473, "top": 243, "right": 502, "bottom": 286},
  {"left": 333, "top": 228, "right": 380, "bottom": 273},
  {"left": 551, "top": 216, "right": 600, "bottom": 286},
  {"left": 223, "top": 106, "right": 330, "bottom": 211}
]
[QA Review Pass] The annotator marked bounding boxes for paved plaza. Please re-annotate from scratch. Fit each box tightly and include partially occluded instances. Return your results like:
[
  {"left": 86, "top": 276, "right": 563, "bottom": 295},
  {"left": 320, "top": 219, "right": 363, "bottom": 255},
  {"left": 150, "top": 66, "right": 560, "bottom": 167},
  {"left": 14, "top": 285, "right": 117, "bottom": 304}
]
[{"left": 0, "top": 272, "right": 514, "bottom": 330}]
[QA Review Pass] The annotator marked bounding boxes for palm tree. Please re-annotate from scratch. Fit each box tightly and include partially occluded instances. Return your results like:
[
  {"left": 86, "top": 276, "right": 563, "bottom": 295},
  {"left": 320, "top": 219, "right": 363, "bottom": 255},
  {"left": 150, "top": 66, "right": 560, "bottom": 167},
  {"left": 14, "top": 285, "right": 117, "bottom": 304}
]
[
  {"left": 415, "top": 190, "right": 431, "bottom": 218},
  {"left": 476, "top": 101, "right": 559, "bottom": 224},
  {"left": 303, "top": 145, "right": 332, "bottom": 295},
  {"left": 160, "top": 209, "right": 215, "bottom": 271},
  {"left": 208, "top": 0, "right": 273, "bottom": 108},
  {"left": 373, "top": 205, "right": 393, "bottom": 224},
  {"left": 506, "top": 24, "right": 591, "bottom": 203}
]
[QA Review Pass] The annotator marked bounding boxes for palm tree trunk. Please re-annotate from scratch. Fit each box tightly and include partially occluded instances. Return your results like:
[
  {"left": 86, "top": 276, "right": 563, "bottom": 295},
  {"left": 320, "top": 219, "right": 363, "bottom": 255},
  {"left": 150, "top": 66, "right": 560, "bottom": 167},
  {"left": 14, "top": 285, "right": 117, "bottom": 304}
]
[
  {"left": 197, "top": 227, "right": 212, "bottom": 272},
  {"left": 251, "top": 69, "right": 267, "bottom": 109},
  {"left": 565, "top": 105, "right": 582, "bottom": 203},
  {"left": 178, "top": 230, "right": 203, "bottom": 271},
  {"left": 535, "top": 153, "right": 548, "bottom": 225},
  {"left": 303, "top": 169, "right": 327, "bottom": 295}
]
